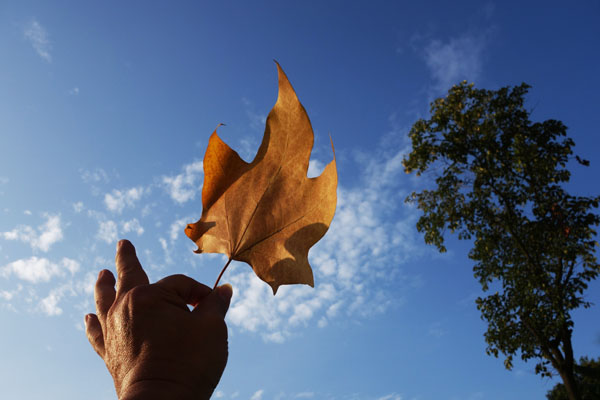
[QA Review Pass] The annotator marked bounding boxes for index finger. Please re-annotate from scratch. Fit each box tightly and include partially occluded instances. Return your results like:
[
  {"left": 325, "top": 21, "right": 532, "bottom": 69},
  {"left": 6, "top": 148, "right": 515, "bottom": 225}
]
[
  {"left": 155, "top": 274, "right": 212, "bottom": 306},
  {"left": 115, "top": 239, "right": 149, "bottom": 296}
]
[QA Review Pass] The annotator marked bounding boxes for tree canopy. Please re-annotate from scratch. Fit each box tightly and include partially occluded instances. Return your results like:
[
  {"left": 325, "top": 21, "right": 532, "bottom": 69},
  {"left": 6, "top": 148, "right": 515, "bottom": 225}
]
[{"left": 403, "top": 81, "right": 600, "bottom": 400}]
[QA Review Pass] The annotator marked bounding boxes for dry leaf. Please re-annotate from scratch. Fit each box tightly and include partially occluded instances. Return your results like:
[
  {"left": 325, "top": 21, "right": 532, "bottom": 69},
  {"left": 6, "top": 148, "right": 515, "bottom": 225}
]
[{"left": 185, "top": 63, "right": 337, "bottom": 294}]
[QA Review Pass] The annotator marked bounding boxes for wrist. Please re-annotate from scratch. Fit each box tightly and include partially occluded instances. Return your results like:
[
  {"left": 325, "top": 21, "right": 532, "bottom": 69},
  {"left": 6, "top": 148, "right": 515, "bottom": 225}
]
[{"left": 119, "top": 380, "right": 214, "bottom": 400}]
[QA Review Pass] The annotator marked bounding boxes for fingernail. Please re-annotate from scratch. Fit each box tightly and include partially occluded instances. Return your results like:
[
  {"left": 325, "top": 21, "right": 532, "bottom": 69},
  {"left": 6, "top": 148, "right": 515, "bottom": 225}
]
[
  {"left": 84, "top": 314, "right": 90, "bottom": 326},
  {"left": 216, "top": 283, "right": 233, "bottom": 302}
]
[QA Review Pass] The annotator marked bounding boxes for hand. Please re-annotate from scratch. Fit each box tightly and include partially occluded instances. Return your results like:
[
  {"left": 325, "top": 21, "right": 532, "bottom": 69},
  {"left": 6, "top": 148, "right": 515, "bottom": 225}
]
[{"left": 84, "top": 239, "right": 232, "bottom": 400}]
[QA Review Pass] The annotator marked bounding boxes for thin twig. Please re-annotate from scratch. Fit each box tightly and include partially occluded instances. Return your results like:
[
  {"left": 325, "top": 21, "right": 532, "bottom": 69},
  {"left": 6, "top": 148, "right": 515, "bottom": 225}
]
[{"left": 213, "top": 258, "right": 233, "bottom": 290}]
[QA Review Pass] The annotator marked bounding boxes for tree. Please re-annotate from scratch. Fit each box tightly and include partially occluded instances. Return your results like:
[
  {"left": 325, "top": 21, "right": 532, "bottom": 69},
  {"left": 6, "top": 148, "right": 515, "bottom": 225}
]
[
  {"left": 547, "top": 357, "right": 600, "bottom": 400},
  {"left": 402, "top": 81, "right": 600, "bottom": 400}
]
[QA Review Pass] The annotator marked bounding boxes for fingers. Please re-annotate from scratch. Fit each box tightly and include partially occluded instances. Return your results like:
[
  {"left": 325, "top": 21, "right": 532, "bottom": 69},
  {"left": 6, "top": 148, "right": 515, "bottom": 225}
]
[
  {"left": 115, "top": 239, "right": 149, "bottom": 296},
  {"left": 95, "top": 269, "right": 116, "bottom": 322},
  {"left": 194, "top": 284, "right": 233, "bottom": 318},
  {"left": 155, "top": 274, "right": 212, "bottom": 306},
  {"left": 85, "top": 313, "right": 105, "bottom": 358}
]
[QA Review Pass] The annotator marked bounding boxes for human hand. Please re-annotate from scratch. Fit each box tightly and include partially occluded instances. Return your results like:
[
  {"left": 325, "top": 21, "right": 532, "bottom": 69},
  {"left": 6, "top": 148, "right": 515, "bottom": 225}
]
[{"left": 84, "top": 239, "right": 232, "bottom": 400}]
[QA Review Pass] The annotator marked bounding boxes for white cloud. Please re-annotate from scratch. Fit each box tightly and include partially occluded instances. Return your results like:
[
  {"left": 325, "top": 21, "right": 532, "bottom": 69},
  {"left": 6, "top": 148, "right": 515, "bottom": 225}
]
[
  {"left": 0, "top": 285, "right": 22, "bottom": 302},
  {"left": 37, "top": 215, "right": 64, "bottom": 252},
  {"left": 225, "top": 134, "right": 422, "bottom": 342},
  {"left": 169, "top": 217, "right": 190, "bottom": 242},
  {"left": 105, "top": 186, "right": 145, "bottom": 213},
  {"left": 122, "top": 218, "right": 144, "bottom": 236},
  {"left": 468, "top": 391, "right": 485, "bottom": 400},
  {"left": 40, "top": 289, "right": 63, "bottom": 316},
  {"left": 162, "top": 161, "right": 203, "bottom": 204},
  {"left": 1, "top": 214, "right": 63, "bottom": 252},
  {"left": 424, "top": 33, "right": 486, "bottom": 92},
  {"left": 377, "top": 394, "right": 403, "bottom": 400},
  {"left": 250, "top": 390, "right": 264, "bottom": 400},
  {"left": 97, "top": 220, "right": 118, "bottom": 244},
  {"left": 295, "top": 392, "right": 314, "bottom": 398},
  {"left": 0, "top": 176, "right": 8, "bottom": 185},
  {"left": 237, "top": 137, "right": 259, "bottom": 162},
  {"left": 242, "top": 97, "right": 267, "bottom": 133},
  {"left": 0, "top": 290, "right": 14, "bottom": 301},
  {"left": 75, "top": 271, "right": 97, "bottom": 295},
  {"left": 81, "top": 168, "right": 109, "bottom": 184},
  {"left": 62, "top": 258, "right": 80, "bottom": 274},
  {"left": 1, "top": 257, "right": 79, "bottom": 283},
  {"left": 307, "top": 159, "right": 324, "bottom": 178},
  {"left": 24, "top": 19, "right": 52, "bottom": 62},
  {"left": 73, "top": 202, "right": 84, "bottom": 213},
  {"left": 428, "top": 320, "right": 447, "bottom": 338},
  {"left": 159, "top": 237, "right": 172, "bottom": 265},
  {"left": 213, "top": 390, "right": 224, "bottom": 398},
  {"left": 69, "top": 87, "right": 80, "bottom": 95},
  {"left": 39, "top": 283, "right": 77, "bottom": 316}
]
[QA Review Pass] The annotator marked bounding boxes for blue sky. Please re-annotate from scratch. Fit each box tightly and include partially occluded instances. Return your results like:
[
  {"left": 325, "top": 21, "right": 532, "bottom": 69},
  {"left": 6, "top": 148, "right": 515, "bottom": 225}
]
[{"left": 1, "top": 1, "right": 599, "bottom": 399}]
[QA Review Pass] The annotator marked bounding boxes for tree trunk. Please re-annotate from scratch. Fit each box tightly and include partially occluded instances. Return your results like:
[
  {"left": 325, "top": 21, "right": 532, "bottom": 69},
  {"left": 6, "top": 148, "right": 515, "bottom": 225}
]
[
  {"left": 558, "top": 366, "right": 580, "bottom": 400},
  {"left": 559, "top": 329, "right": 579, "bottom": 400}
]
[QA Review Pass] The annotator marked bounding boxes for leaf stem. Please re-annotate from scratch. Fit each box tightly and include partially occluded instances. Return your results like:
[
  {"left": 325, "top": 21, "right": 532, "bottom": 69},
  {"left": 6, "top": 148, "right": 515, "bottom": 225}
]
[{"left": 213, "top": 258, "right": 233, "bottom": 290}]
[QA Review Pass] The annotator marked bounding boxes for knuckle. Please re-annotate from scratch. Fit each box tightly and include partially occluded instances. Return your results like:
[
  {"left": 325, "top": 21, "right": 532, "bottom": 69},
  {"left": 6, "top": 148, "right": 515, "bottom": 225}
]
[
  {"left": 85, "top": 325, "right": 103, "bottom": 346},
  {"left": 124, "top": 285, "right": 154, "bottom": 309},
  {"left": 161, "top": 273, "right": 186, "bottom": 285},
  {"left": 95, "top": 299, "right": 110, "bottom": 318},
  {"left": 92, "top": 330, "right": 103, "bottom": 345}
]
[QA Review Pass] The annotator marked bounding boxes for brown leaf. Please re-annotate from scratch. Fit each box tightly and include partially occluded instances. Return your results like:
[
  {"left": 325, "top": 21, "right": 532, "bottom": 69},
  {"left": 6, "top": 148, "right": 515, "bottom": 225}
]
[{"left": 185, "top": 63, "right": 338, "bottom": 294}]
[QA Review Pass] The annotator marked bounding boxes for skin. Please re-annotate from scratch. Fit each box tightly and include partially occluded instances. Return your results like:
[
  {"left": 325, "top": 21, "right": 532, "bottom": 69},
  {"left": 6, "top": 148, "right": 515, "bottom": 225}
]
[{"left": 84, "top": 239, "right": 232, "bottom": 400}]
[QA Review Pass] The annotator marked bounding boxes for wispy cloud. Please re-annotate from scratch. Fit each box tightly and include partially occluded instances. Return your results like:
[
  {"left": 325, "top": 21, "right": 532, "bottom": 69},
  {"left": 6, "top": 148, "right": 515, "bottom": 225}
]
[
  {"left": 307, "top": 159, "right": 324, "bottom": 178},
  {"left": 242, "top": 97, "right": 267, "bottom": 133},
  {"left": 104, "top": 186, "right": 145, "bottom": 213},
  {"left": 73, "top": 202, "right": 84, "bottom": 213},
  {"left": 169, "top": 217, "right": 190, "bottom": 242},
  {"left": 428, "top": 321, "right": 446, "bottom": 338},
  {"left": 80, "top": 168, "right": 109, "bottom": 184},
  {"left": 377, "top": 394, "right": 403, "bottom": 400},
  {"left": 295, "top": 392, "right": 315, "bottom": 398},
  {"left": 1, "top": 214, "right": 63, "bottom": 252},
  {"left": 162, "top": 161, "right": 203, "bottom": 204},
  {"left": 97, "top": 220, "right": 118, "bottom": 244},
  {"left": 158, "top": 237, "right": 173, "bottom": 265},
  {"left": 250, "top": 390, "right": 264, "bottom": 400},
  {"left": 423, "top": 33, "right": 486, "bottom": 92},
  {"left": 0, "top": 289, "right": 17, "bottom": 301},
  {"left": 40, "top": 284, "right": 73, "bottom": 316},
  {"left": 468, "top": 392, "right": 485, "bottom": 400},
  {"left": 122, "top": 218, "right": 144, "bottom": 236},
  {"left": 69, "top": 87, "right": 80, "bottom": 96},
  {"left": 24, "top": 19, "right": 52, "bottom": 63}
]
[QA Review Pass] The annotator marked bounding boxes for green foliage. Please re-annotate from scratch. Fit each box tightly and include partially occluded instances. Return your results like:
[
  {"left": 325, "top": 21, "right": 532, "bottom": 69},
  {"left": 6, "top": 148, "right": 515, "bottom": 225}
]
[
  {"left": 547, "top": 357, "right": 600, "bottom": 400},
  {"left": 403, "top": 81, "right": 600, "bottom": 388}
]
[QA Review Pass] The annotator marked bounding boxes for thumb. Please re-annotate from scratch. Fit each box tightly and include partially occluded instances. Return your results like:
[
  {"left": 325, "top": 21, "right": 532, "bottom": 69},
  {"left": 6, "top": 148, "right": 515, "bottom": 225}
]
[
  {"left": 194, "top": 283, "right": 233, "bottom": 318},
  {"left": 215, "top": 284, "right": 233, "bottom": 315}
]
